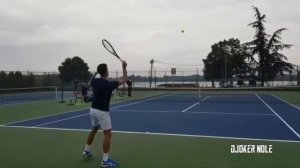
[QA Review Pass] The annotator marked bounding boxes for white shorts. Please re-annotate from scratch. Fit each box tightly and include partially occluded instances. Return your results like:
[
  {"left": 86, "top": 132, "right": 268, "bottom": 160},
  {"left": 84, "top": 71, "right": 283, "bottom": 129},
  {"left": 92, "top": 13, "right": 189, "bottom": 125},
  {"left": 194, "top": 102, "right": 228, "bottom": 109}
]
[{"left": 90, "top": 107, "right": 112, "bottom": 130}]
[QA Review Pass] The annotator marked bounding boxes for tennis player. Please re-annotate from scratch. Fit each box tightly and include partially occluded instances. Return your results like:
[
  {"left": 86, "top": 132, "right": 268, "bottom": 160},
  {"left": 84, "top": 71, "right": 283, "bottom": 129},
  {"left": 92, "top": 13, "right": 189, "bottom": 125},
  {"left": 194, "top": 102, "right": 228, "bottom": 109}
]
[
  {"left": 82, "top": 60, "right": 127, "bottom": 167},
  {"left": 126, "top": 80, "right": 132, "bottom": 97}
]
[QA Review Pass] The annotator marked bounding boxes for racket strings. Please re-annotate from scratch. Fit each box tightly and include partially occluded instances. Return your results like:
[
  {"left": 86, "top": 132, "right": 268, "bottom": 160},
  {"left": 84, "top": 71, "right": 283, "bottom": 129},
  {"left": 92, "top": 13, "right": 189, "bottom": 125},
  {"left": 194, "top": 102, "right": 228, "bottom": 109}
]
[{"left": 102, "top": 40, "right": 117, "bottom": 55}]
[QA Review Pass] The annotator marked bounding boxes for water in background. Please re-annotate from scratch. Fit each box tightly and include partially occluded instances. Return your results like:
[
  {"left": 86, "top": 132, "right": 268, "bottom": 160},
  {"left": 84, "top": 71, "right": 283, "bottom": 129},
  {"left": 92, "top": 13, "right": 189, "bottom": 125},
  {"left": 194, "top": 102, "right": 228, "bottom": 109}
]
[{"left": 132, "top": 81, "right": 298, "bottom": 88}]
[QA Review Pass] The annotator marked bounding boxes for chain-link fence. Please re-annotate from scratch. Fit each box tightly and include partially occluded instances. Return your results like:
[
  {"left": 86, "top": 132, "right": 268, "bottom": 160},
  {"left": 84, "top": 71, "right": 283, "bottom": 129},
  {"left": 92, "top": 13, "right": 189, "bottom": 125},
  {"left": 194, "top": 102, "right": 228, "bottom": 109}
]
[
  {"left": 108, "top": 66, "right": 300, "bottom": 88},
  {"left": 1, "top": 65, "right": 299, "bottom": 89}
]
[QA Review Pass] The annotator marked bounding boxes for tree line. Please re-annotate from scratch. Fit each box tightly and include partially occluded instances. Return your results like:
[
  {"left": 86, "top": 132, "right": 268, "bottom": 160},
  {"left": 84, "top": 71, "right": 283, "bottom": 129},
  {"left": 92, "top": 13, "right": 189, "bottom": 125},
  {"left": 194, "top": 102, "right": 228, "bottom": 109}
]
[
  {"left": 56, "top": 6, "right": 298, "bottom": 88},
  {"left": 0, "top": 71, "right": 35, "bottom": 89},
  {"left": 202, "top": 6, "right": 295, "bottom": 87},
  {"left": 0, "top": 71, "right": 61, "bottom": 89}
]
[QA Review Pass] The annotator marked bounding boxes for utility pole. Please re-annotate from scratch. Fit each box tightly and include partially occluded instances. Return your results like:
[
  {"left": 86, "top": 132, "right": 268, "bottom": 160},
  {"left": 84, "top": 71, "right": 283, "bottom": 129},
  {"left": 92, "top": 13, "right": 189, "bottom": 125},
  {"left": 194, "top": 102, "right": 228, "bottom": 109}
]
[
  {"left": 196, "top": 68, "right": 199, "bottom": 87},
  {"left": 297, "top": 65, "right": 299, "bottom": 86},
  {"left": 225, "top": 54, "right": 228, "bottom": 87},
  {"left": 150, "top": 59, "right": 154, "bottom": 88}
]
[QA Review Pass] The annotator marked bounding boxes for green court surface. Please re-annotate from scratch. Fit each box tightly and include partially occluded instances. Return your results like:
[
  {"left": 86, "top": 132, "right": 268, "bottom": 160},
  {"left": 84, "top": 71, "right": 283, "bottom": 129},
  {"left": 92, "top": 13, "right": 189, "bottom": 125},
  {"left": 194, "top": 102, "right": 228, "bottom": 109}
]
[{"left": 0, "top": 90, "right": 300, "bottom": 168}]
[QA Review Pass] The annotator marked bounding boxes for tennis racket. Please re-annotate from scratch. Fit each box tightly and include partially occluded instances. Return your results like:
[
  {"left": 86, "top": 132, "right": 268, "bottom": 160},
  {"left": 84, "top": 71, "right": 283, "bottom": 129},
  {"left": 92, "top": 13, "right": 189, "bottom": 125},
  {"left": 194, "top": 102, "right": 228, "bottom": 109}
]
[{"left": 102, "top": 39, "right": 123, "bottom": 62}]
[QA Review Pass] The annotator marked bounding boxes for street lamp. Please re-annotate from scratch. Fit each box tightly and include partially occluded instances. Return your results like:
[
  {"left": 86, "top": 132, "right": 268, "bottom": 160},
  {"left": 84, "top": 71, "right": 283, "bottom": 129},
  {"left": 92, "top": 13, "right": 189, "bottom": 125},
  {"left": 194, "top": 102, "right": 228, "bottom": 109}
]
[
  {"left": 150, "top": 59, "right": 154, "bottom": 88},
  {"left": 225, "top": 54, "right": 227, "bottom": 87}
]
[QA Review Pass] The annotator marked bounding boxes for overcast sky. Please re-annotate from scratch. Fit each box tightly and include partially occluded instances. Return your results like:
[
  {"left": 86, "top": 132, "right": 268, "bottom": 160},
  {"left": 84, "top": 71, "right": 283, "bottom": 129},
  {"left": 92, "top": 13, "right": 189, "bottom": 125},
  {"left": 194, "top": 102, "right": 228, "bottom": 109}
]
[{"left": 0, "top": 0, "right": 299, "bottom": 73}]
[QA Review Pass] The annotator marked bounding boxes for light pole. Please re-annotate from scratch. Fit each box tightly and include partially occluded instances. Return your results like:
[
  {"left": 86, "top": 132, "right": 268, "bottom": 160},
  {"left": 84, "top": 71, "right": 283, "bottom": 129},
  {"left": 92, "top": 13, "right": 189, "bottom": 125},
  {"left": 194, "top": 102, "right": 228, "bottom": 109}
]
[
  {"left": 297, "top": 65, "right": 299, "bottom": 86},
  {"left": 225, "top": 54, "right": 227, "bottom": 87},
  {"left": 150, "top": 59, "right": 154, "bottom": 88}
]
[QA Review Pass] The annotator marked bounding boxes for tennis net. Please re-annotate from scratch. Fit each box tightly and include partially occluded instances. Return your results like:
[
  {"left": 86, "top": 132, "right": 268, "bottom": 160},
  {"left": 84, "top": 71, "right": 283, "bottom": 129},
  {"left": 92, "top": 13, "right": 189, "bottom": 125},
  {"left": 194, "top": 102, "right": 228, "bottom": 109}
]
[
  {"left": 0, "top": 86, "right": 58, "bottom": 104},
  {"left": 129, "top": 88, "right": 298, "bottom": 104}
]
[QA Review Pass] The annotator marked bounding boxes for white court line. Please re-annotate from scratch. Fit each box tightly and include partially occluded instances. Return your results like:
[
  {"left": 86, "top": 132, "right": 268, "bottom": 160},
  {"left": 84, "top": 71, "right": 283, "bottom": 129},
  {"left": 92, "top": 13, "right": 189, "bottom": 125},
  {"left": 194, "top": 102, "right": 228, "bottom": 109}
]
[
  {"left": 269, "top": 94, "right": 300, "bottom": 111},
  {"left": 1, "top": 107, "right": 89, "bottom": 126},
  {"left": 255, "top": 93, "right": 300, "bottom": 139},
  {"left": 181, "top": 96, "right": 209, "bottom": 112},
  {"left": 187, "top": 111, "right": 274, "bottom": 116},
  {"left": 114, "top": 109, "right": 182, "bottom": 113},
  {"left": 182, "top": 102, "right": 200, "bottom": 112},
  {"left": 112, "top": 109, "right": 275, "bottom": 116},
  {"left": 1, "top": 93, "right": 172, "bottom": 126},
  {"left": 110, "top": 93, "right": 176, "bottom": 110},
  {"left": 201, "top": 96, "right": 210, "bottom": 101},
  {"left": 32, "top": 93, "right": 175, "bottom": 127},
  {"left": 1, "top": 125, "right": 300, "bottom": 144},
  {"left": 34, "top": 113, "right": 89, "bottom": 127}
]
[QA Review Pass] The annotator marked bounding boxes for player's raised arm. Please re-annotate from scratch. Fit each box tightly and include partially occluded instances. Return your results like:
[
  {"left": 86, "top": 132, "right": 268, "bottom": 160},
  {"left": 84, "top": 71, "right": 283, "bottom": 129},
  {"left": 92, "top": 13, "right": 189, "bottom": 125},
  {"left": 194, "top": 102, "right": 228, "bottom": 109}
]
[{"left": 118, "top": 60, "right": 127, "bottom": 86}]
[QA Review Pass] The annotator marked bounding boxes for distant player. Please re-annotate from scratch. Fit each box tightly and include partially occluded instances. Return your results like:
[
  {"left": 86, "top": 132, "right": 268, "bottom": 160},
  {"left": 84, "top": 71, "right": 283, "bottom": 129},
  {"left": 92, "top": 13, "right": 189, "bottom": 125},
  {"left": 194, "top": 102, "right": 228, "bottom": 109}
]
[
  {"left": 126, "top": 80, "right": 132, "bottom": 97},
  {"left": 82, "top": 61, "right": 127, "bottom": 167}
]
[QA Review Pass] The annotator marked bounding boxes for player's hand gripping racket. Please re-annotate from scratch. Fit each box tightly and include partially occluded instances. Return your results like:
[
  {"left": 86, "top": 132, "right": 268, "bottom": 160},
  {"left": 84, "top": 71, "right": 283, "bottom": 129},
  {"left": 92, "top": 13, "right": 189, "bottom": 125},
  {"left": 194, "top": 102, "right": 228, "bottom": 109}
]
[{"left": 102, "top": 39, "right": 123, "bottom": 62}]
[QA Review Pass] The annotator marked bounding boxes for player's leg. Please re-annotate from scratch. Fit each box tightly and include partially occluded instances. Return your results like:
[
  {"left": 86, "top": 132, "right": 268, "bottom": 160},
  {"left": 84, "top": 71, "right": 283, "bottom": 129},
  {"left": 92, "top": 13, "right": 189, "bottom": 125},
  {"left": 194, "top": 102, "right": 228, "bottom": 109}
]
[
  {"left": 99, "top": 112, "right": 119, "bottom": 167},
  {"left": 82, "top": 108, "right": 100, "bottom": 157},
  {"left": 102, "top": 129, "right": 112, "bottom": 159},
  {"left": 87, "top": 127, "right": 99, "bottom": 145},
  {"left": 82, "top": 126, "right": 99, "bottom": 157}
]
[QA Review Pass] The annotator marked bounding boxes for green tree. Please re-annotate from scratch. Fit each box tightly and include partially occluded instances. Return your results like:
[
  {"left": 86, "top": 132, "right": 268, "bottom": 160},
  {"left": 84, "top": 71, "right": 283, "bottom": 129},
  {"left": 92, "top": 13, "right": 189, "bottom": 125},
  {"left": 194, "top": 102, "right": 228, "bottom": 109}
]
[
  {"left": 0, "top": 71, "right": 8, "bottom": 88},
  {"left": 6, "top": 72, "right": 15, "bottom": 88},
  {"left": 245, "top": 6, "right": 293, "bottom": 86},
  {"left": 58, "top": 56, "right": 91, "bottom": 83},
  {"left": 203, "top": 38, "right": 250, "bottom": 87},
  {"left": 14, "top": 71, "right": 23, "bottom": 88},
  {"left": 42, "top": 73, "right": 54, "bottom": 86},
  {"left": 24, "top": 72, "right": 36, "bottom": 87}
]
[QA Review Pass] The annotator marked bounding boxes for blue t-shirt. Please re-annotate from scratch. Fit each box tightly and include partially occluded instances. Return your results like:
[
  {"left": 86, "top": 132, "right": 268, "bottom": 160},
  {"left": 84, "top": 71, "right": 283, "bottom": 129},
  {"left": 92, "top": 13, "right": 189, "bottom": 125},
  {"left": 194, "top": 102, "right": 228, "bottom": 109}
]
[{"left": 91, "top": 78, "right": 119, "bottom": 111}]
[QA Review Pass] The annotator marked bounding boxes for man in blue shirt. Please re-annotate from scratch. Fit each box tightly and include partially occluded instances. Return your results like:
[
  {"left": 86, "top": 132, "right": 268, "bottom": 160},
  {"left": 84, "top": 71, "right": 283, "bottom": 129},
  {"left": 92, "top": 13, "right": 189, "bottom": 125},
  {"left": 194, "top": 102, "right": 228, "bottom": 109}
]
[{"left": 82, "top": 61, "right": 127, "bottom": 167}]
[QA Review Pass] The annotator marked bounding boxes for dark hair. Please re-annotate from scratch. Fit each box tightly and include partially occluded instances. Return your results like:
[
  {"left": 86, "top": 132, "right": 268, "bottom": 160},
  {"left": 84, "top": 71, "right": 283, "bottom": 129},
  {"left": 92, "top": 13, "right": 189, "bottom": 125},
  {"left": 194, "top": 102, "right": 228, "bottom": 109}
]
[{"left": 97, "top": 64, "right": 107, "bottom": 76}]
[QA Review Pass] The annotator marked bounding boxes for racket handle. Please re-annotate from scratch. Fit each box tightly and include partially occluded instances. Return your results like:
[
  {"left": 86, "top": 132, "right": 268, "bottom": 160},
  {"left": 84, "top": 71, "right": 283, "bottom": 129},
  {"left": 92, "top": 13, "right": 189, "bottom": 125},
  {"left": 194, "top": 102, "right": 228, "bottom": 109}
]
[{"left": 118, "top": 57, "right": 123, "bottom": 62}]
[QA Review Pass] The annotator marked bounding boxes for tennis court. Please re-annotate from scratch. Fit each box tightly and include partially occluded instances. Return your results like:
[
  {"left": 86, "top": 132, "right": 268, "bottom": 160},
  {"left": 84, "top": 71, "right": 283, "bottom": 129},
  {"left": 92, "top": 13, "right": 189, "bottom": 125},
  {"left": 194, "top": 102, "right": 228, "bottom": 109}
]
[
  {"left": 1, "top": 90, "right": 300, "bottom": 168},
  {"left": 2, "top": 91, "right": 300, "bottom": 142}
]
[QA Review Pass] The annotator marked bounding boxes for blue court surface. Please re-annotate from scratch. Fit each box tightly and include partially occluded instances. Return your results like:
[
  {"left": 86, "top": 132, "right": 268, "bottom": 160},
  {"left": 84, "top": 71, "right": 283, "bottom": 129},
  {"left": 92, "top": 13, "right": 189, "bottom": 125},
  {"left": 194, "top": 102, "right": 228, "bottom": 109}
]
[{"left": 3, "top": 93, "right": 300, "bottom": 142}]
